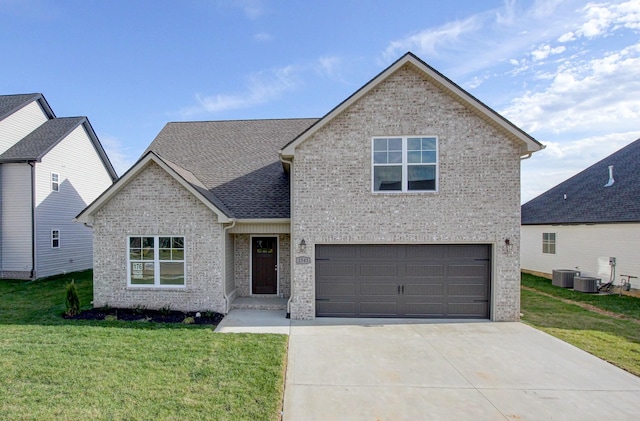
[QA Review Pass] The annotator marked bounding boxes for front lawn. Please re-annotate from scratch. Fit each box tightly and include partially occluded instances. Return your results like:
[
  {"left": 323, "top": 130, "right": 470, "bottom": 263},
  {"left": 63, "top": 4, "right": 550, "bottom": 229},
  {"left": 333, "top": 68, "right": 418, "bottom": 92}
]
[
  {"left": 0, "top": 272, "right": 288, "bottom": 420},
  {"left": 521, "top": 273, "right": 640, "bottom": 377}
]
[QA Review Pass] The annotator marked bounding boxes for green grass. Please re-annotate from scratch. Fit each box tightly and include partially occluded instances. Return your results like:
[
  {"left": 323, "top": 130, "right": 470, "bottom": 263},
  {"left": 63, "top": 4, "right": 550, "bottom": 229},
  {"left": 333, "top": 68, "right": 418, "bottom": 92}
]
[
  {"left": 521, "top": 272, "right": 640, "bottom": 319},
  {"left": 0, "top": 272, "right": 288, "bottom": 420},
  {"left": 521, "top": 273, "right": 640, "bottom": 377}
]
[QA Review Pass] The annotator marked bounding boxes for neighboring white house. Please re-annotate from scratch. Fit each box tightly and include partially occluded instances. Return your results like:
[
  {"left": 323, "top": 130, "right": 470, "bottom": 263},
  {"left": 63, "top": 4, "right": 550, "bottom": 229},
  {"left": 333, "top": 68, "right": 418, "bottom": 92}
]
[
  {"left": 521, "top": 138, "right": 640, "bottom": 289},
  {"left": 0, "top": 93, "right": 117, "bottom": 279}
]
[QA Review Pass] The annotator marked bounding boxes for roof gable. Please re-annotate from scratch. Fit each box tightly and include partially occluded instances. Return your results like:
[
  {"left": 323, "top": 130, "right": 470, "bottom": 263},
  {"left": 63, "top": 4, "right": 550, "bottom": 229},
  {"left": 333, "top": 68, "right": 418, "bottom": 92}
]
[
  {"left": 0, "top": 93, "right": 55, "bottom": 122},
  {"left": 522, "top": 138, "right": 640, "bottom": 224},
  {"left": 280, "top": 52, "right": 543, "bottom": 157},
  {"left": 76, "top": 151, "right": 232, "bottom": 224}
]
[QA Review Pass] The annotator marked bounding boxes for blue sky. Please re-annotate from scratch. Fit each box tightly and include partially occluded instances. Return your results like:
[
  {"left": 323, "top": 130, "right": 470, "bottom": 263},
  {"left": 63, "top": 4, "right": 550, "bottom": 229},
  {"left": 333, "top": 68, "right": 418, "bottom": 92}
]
[{"left": 2, "top": 0, "right": 639, "bottom": 202}]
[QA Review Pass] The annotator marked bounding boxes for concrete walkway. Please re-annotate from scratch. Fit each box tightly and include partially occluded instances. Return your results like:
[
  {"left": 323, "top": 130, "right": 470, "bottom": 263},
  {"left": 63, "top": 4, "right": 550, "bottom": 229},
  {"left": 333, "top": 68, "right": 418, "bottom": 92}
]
[{"left": 216, "top": 310, "right": 640, "bottom": 420}]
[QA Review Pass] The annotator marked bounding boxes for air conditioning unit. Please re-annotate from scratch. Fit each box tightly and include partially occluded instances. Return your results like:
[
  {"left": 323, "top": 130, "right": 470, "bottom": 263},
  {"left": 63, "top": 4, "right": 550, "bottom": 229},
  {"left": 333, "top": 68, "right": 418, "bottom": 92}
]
[
  {"left": 574, "top": 276, "right": 599, "bottom": 293},
  {"left": 552, "top": 269, "right": 579, "bottom": 288}
]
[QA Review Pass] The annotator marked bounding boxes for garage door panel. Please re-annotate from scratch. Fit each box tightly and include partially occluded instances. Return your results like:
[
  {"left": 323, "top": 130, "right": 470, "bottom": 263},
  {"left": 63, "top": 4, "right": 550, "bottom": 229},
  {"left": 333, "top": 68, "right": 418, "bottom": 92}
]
[
  {"left": 360, "top": 264, "right": 399, "bottom": 277},
  {"left": 406, "top": 264, "right": 445, "bottom": 276},
  {"left": 403, "top": 283, "right": 445, "bottom": 296},
  {"left": 359, "top": 301, "right": 400, "bottom": 316},
  {"left": 405, "top": 245, "right": 447, "bottom": 259},
  {"left": 316, "top": 245, "right": 490, "bottom": 318},
  {"left": 317, "top": 301, "right": 356, "bottom": 317},
  {"left": 359, "top": 245, "right": 400, "bottom": 259},
  {"left": 359, "top": 282, "right": 398, "bottom": 296},
  {"left": 448, "top": 264, "right": 489, "bottom": 277},
  {"left": 316, "top": 263, "right": 357, "bottom": 277},
  {"left": 404, "top": 302, "right": 445, "bottom": 317},
  {"left": 317, "top": 282, "right": 356, "bottom": 297}
]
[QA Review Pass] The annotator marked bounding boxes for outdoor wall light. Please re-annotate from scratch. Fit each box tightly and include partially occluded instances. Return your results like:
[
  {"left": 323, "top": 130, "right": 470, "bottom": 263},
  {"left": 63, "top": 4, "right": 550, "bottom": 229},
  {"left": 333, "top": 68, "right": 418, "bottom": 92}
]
[{"left": 299, "top": 239, "right": 306, "bottom": 252}]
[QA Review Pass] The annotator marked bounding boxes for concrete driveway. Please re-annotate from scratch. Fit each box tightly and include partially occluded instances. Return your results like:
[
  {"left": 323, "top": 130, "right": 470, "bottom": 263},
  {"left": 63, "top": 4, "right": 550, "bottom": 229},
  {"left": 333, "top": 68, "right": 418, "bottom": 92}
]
[{"left": 216, "top": 311, "right": 640, "bottom": 420}]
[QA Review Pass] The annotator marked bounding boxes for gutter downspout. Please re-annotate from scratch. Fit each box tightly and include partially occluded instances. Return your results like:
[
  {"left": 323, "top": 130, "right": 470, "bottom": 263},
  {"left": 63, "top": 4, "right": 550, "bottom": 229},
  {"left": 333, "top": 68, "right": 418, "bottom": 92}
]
[
  {"left": 29, "top": 161, "right": 36, "bottom": 279},
  {"left": 222, "top": 219, "right": 236, "bottom": 314},
  {"left": 279, "top": 154, "right": 294, "bottom": 319}
]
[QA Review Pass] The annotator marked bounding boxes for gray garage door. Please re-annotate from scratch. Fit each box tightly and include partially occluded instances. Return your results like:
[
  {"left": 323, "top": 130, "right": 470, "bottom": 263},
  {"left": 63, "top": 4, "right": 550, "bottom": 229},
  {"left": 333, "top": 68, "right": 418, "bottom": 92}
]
[{"left": 315, "top": 244, "right": 490, "bottom": 318}]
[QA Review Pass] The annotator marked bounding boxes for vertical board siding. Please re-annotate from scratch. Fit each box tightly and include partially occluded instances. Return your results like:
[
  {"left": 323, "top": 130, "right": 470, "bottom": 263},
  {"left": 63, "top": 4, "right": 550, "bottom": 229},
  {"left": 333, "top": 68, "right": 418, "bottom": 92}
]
[
  {"left": 34, "top": 124, "right": 114, "bottom": 278},
  {"left": 0, "top": 101, "right": 49, "bottom": 154},
  {"left": 1, "top": 164, "right": 32, "bottom": 271},
  {"left": 521, "top": 224, "right": 640, "bottom": 289}
]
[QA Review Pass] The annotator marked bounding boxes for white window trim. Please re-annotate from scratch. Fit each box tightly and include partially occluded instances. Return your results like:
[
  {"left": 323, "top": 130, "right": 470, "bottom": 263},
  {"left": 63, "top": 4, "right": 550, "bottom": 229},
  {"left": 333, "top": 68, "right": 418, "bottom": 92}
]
[
  {"left": 51, "top": 229, "right": 60, "bottom": 249},
  {"left": 542, "top": 232, "right": 556, "bottom": 254},
  {"left": 127, "top": 235, "right": 186, "bottom": 288},
  {"left": 51, "top": 172, "right": 60, "bottom": 192},
  {"left": 371, "top": 136, "right": 439, "bottom": 193}
]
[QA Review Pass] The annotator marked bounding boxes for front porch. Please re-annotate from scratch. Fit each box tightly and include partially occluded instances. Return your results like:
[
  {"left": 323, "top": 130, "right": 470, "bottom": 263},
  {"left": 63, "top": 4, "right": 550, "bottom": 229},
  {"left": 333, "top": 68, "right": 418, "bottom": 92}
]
[{"left": 230, "top": 296, "right": 288, "bottom": 311}]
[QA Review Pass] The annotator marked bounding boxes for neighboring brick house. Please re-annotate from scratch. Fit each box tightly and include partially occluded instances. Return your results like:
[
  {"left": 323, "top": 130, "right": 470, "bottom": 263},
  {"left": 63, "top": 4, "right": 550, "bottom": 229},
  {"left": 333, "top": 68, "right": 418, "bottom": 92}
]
[
  {"left": 77, "top": 53, "right": 543, "bottom": 320},
  {"left": 0, "top": 93, "right": 117, "bottom": 279},
  {"left": 521, "top": 138, "right": 640, "bottom": 289}
]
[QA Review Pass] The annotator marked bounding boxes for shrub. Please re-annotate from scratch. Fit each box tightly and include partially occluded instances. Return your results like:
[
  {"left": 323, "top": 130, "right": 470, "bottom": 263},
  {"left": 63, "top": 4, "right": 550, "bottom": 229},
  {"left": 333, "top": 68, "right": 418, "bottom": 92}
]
[{"left": 65, "top": 280, "right": 80, "bottom": 317}]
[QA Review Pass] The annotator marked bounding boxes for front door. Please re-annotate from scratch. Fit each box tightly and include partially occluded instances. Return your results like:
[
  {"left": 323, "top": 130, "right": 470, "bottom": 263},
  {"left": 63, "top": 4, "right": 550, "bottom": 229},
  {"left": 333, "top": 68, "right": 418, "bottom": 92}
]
[{"left": 252, "top": 237, "right": 278, "bottom": 294}]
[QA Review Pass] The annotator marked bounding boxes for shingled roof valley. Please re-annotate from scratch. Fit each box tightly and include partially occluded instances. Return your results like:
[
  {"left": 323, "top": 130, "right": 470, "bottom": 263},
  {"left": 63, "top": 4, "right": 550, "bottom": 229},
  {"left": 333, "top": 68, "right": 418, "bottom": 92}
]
[
  {"left": 145, "top": 118, "right": 318, "bottom": 219},
  {"left": 521, "top": 138, "right": 640, "bottom": 225}
]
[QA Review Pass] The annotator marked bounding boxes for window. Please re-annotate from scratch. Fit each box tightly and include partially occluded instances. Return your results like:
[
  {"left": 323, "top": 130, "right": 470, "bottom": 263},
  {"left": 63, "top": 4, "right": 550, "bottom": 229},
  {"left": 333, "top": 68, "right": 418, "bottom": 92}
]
[
  {"left": 372, "top": 136, "right": 438, "bottom": 192},
  {"left": 51, "top": 173, "right": 59, "bottom": 192},
  {"left": 128, "top": 236, "right": 185, "bottom": 287},
  {"left": 51, "top": 230, "right": 60, "bottom": 248},
  {"left": 542, "top": 233, "right": 556, "bottom": 254}
]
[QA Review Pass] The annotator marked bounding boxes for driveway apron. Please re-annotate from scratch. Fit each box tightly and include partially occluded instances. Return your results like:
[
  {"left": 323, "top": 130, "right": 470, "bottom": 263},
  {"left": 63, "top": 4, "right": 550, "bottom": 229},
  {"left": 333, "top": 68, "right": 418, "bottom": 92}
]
[{"left": 283, "top": 319, "right": 640, "bottom": 421}]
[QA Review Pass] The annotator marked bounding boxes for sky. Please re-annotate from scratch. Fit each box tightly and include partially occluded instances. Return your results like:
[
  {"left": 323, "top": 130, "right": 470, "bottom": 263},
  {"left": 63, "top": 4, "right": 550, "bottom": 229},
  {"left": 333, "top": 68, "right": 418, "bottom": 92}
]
[{"left": 1, "top": 0, "right": 639, "bottom": 203}]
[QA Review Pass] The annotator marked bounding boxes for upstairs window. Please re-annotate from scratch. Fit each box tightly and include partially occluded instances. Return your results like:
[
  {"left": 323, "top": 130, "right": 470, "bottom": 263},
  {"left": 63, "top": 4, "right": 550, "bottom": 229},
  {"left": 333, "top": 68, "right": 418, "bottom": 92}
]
[
  {"left": 51, "top": 173, "right": 59, "bottom": 192},
  {"left": 372, "top": 136, "right": 438, "bottom": 192},
  {"left": 542, "top": 233, "right": 556, "bottom": 254},
  {"left": 51, "top": 230, "right": 60, "bottom": 248}
]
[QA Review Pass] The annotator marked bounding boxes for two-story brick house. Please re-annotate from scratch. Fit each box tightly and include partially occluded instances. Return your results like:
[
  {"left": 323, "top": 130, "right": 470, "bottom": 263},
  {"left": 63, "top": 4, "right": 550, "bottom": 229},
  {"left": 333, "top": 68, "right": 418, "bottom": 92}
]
[{"left": 77, "top": 53, "right": 543, "bottom": 320}]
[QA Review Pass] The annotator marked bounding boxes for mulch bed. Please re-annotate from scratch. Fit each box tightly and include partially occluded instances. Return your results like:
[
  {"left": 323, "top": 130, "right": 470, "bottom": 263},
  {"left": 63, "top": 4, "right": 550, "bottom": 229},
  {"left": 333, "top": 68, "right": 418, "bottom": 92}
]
[{"left": 67, "top": 307, "right": 224, "bottom": 326}]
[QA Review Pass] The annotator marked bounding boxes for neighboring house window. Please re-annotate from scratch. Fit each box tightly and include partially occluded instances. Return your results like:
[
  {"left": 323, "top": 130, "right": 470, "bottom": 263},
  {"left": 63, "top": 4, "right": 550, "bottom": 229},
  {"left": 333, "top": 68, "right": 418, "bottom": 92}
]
[
  {"left": 542, "top": 233, "right": 556, "bottom": 254},
  {"left": 51, "top": 173, "right": 59, "bottom": 192},
  {"left": 128, "top": 236, "right": 185, "bottom": 287},
  {"left": 372, "top": 136, "right": 438, "bottom": 192},
  {"left": 51, "top": 230, "right": 60, "bottom": 248}
]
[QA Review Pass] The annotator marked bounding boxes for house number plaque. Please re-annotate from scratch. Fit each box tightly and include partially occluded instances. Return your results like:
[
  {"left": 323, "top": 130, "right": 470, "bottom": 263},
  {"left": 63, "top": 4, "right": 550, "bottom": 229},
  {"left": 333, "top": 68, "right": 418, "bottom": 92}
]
[{"left": 295, "top": 256, "right": 311, "bottom": 265}]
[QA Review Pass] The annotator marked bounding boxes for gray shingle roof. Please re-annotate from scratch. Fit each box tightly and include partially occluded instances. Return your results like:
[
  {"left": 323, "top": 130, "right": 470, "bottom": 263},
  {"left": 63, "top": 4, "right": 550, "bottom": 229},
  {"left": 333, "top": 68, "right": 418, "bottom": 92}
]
[
  {"left": 0, "top": 117, "right": 85, "bottom": 162},
  {"left": 146, "top": 118, "right": 318, "bottom": 219},
  {"left": 521, "top": 138, "right": 640, "bottom": 224},
  {"left": 0, "top": 93, "right": 42, "bottom": 121}
]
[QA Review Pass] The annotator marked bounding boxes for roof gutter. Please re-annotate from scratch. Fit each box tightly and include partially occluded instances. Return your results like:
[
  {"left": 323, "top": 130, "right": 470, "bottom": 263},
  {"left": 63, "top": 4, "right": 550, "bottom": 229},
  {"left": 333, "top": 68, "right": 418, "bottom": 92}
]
[
  {"left": 279, "top": 154, "right": 294, "bottom": 318},
  {"left": 222, "top": 219, "right": 236, "bottom": 313}
]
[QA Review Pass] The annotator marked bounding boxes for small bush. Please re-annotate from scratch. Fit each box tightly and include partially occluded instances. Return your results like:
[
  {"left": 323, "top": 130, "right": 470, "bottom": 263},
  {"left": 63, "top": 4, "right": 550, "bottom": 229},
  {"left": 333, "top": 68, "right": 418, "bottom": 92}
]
[
  {"left": 182, "top": 317, "right": 195, "bottom": 324},
  {"left": 65, "top": 280, "right": 80, "bottom": 317}
]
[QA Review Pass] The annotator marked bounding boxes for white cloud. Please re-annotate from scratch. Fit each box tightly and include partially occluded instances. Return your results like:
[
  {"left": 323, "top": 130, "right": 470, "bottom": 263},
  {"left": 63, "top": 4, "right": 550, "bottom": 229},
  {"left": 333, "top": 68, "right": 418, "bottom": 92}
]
[
  {"left": 233, "top": 0, "right": 264, "bottom": 19},
  {"left": 575, "top": 0, "right": 640, "bottom": 38},
  {"left": 502, "top": 42, "right": 640, "bottom": 134},
  {"left": 254, "top": 32, "right": 273, "bottom": 42},
  {"left": 99, "top": 135, "right": 136, "bottom": 176},
  {"left": 382, "top": 16, "right": 482, "bottom": 61},
  {"left": 180, "top": 65, "right": 301, "bottom": 116},
  {"left": 531, "top": 44, "right": 566, "bottom": 61}
]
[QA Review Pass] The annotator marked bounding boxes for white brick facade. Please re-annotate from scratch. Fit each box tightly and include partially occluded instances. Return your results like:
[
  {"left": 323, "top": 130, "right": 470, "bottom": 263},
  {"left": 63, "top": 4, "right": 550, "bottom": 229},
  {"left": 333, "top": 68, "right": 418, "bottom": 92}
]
[
  {"left": 289, "top": 63, "right": 523, "bottom": 321},
  {"left": 92, "top": 161, "right": 226, "bottom": 312}
]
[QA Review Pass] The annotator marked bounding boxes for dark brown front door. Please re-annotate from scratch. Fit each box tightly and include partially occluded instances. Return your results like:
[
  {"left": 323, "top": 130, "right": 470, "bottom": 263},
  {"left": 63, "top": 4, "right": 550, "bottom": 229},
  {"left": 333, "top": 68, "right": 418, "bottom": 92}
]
[{"left": 252, "top": 237, "right": 278, "bottom": 294}]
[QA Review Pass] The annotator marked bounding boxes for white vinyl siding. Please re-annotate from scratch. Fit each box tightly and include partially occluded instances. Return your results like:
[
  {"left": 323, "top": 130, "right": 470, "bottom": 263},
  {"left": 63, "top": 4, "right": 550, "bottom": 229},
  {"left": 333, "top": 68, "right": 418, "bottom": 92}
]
[
  {"left": 0, "top": 100, "right": 49, "bottom": 155},
  {"left": 0, "top": 164, "right": 32, "bottom": 272},
  {"left": 34, "top": 124, "right": 114, "bottom": 278},
  {"left": 521, "top": 224, "right": 640, "bottom": 289}
]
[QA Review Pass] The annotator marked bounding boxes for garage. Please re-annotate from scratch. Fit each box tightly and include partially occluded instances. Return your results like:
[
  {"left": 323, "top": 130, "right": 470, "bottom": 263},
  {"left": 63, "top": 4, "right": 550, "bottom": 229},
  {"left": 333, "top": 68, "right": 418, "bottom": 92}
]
[{"left": 315, "top": 244, "right": 491, "bottom": 318}]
